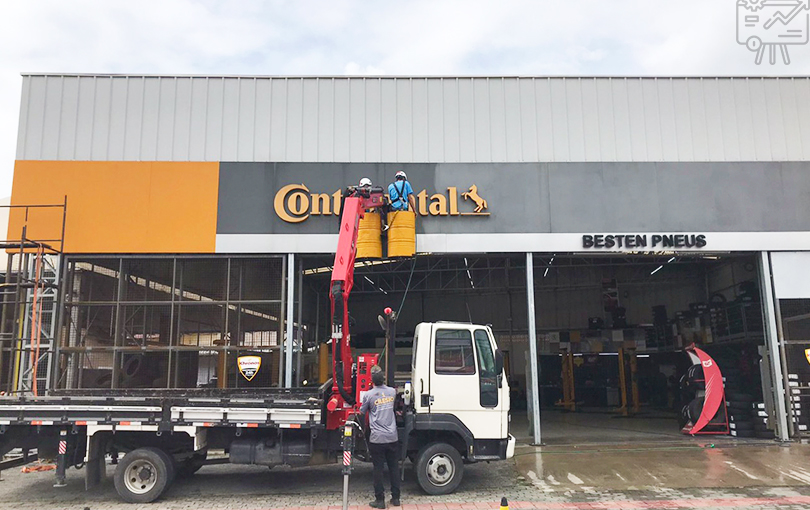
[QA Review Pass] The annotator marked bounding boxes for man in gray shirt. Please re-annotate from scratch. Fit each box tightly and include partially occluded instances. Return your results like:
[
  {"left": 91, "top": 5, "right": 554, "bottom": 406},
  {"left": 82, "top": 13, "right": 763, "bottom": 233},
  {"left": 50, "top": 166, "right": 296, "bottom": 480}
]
[{"left": 360, "top": 366, "right": 400, "bottom": 508}]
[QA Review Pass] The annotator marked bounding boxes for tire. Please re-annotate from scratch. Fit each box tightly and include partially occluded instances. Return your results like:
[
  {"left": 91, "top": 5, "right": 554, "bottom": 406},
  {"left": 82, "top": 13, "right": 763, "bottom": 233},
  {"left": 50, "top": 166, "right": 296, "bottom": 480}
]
[
  {"left": 686, "top": 365, "right": 705, "bottom": 389},
  {"left": 729, "top": 413, "right": 753, "bottom": 423},
  {"left": 177, "top": 452, "right": 206, "bottom": 477},
  {"left": 145, "top": 447, "right": 176, "bottom": 484},
  {"left": 730, "top": 421, "right": 754, "bottom": 431},
  {"left": 688, "top": 399, "right": 703, "bottom": 423},
  {"left": 726, "top": 401, "right": 752, "bottom": 411},
  {"left": 415, "top": 442, "right": 464, "bottom": 495},
  {"left": 114, "top": 447, "right": 173, "bottom": 503},
  {"left": 678, "top": 405, "right": 690, "bottom": 428},
  {"left": 730, "top": 429, "right": 755, "bottom": 438},
  {"left": 726, "top": 392, "right": 755, "bottom": 403}
]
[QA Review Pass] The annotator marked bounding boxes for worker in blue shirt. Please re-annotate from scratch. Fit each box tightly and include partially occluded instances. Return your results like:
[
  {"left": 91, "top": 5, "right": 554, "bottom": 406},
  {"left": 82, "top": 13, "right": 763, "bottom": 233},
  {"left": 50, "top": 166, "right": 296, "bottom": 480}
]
[{"left": 387, "top": 171, "right": 416, "bottom": 213}]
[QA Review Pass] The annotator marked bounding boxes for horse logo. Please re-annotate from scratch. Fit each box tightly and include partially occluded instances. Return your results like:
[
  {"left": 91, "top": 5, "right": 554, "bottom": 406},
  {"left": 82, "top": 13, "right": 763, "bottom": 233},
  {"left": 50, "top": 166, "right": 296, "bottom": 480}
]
[{"left": 461, "top": 185, "right": 488, "bottom": 213}]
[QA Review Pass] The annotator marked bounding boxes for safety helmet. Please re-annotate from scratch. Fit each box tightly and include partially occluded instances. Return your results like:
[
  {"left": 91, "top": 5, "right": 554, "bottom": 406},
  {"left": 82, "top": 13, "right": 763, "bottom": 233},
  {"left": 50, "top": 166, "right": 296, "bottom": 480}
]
[
  {"left": 395, "top": 170, "right": 407, "bottom": 180},
  {"left": 359, "top": 177, "right": 372, "bottom": 187}
]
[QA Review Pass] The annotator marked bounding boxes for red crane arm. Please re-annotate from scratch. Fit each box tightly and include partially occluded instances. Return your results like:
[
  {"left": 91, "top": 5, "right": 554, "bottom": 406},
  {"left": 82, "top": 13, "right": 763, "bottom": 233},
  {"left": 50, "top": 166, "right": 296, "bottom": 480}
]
[{"left": 328, "top": 186, "right": 385, "bottom": 411}]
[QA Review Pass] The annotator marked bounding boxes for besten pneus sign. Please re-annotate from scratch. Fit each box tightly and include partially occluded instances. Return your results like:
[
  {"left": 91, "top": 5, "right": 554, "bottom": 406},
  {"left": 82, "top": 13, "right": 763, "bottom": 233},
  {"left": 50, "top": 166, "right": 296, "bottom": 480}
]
[
  {"left": 582, "top": 234, "right": 707, "bottom": 249},
  {"left": 273, "top": 183, "right": 489, "bottom": 223}
]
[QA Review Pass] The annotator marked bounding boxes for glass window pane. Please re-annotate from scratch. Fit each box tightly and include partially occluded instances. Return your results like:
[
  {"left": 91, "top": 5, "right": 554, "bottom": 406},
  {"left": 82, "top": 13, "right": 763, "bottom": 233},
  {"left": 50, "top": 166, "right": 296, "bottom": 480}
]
[
  {"left": 474, "top": 329, "right": 498, "bottom": 407},
  {"left": 435, "top": 329, "right": 475, "bottom": 375}
]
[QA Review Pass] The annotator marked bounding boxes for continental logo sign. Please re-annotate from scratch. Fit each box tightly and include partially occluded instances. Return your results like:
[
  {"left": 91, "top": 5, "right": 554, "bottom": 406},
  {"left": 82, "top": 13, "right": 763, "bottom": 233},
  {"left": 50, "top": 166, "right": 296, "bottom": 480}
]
[{"left": 274, "top": 184, "right": 490, "bottom": 223}]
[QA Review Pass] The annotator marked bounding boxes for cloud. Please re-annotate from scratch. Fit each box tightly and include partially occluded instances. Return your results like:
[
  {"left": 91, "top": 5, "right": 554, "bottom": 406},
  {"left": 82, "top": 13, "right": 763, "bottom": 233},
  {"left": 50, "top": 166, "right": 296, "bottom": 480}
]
[
  {"left": 1, "top": 0, "right": 808, "bottom": 197},
  {"left": 343, "top": 62, "right": 387, "bottom": 75}
]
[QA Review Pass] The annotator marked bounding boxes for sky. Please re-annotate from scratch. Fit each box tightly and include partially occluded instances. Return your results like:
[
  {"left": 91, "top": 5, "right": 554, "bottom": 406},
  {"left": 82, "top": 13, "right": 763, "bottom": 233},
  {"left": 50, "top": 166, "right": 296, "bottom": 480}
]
[{"left": 1, "top": 0, "right": 809, "bottom": 198}]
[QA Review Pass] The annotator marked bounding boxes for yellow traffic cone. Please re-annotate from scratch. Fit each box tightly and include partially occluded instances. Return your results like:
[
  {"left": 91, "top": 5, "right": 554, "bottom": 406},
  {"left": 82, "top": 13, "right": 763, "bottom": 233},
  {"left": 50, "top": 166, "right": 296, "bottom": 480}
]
[{"left": 500, "top": 497, "right": 509, "bottom": 510}]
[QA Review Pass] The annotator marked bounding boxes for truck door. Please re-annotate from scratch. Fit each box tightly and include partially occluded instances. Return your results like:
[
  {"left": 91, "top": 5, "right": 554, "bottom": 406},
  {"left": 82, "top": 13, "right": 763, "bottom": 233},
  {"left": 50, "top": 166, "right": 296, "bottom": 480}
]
[{"left": 428, "top": 327, "right": 503, "bottom": 439}]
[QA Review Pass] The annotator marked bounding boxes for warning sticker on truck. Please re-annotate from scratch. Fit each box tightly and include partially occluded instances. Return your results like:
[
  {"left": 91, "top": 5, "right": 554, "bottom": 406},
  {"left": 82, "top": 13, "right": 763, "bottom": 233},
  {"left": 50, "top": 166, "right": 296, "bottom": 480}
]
[{"left": 238, "top": 356, "right": 261, "bottom": 381}]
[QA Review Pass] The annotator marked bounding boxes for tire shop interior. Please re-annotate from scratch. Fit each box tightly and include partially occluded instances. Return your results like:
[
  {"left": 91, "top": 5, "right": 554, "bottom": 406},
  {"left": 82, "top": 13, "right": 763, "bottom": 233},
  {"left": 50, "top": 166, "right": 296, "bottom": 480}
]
[
  {"left": 299, "top": 252, "right": 768, "bottom": 445},
  {"left": 54, "top": 252, "right": 769, "bottom": 445}
]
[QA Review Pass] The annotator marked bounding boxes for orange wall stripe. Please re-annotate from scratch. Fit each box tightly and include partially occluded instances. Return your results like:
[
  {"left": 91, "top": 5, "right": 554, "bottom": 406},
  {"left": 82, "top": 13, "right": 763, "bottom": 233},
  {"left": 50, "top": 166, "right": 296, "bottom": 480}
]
[{"left": 9, "top": 161, "right": 220, "bottom": 253}]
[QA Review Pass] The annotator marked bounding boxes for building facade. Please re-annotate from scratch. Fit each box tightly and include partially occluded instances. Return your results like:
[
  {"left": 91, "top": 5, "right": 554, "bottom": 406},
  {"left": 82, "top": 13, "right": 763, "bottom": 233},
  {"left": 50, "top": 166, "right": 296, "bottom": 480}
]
[{"left": 6, "top": 75, "right": 810, "bottom": 443}]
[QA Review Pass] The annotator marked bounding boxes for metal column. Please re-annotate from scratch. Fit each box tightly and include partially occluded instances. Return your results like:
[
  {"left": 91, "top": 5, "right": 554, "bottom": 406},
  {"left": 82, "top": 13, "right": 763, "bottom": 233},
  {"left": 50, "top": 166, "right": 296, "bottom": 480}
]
[
  {"left": 758, "top": 252, "right": 790, "bottom": 442},
  {"left": 285, "top": 253, "right": 295, "bottom": 388},
  {"left": 296, "top": 258, "right": 303, "bottom": 386},
  {"left": 525, "top": 252, "right": 542, "bottom": 445}
]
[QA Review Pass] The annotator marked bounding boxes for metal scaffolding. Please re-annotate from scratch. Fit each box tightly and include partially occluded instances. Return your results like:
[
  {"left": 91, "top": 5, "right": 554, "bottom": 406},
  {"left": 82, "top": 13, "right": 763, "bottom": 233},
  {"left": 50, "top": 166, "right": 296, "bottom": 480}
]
[{"left": 0, "top": 200, "right": 67, "bottom": 395}]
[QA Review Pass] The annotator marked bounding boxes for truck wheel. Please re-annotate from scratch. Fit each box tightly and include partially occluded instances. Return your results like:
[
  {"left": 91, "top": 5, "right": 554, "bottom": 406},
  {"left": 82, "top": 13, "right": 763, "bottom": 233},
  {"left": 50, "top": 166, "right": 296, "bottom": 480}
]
[
  {"left": 114, "top": 447, "right": 172, "bottom": 503},
  {"left": 415, "top": 442, "right": 463, "bottom": 495}
]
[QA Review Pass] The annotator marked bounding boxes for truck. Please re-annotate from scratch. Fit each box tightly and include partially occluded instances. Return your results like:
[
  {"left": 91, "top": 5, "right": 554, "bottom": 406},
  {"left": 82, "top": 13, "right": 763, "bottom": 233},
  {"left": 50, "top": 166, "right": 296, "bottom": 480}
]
[{"left": 0, "top": 183, "right": 514, "bottom": 503}]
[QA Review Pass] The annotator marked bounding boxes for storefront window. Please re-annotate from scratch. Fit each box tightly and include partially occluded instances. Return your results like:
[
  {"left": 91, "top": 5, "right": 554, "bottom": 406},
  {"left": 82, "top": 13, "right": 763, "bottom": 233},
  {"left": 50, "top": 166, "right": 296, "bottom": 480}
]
[{"left": 55, "top": 256, "right": 284, "bottom": 390}]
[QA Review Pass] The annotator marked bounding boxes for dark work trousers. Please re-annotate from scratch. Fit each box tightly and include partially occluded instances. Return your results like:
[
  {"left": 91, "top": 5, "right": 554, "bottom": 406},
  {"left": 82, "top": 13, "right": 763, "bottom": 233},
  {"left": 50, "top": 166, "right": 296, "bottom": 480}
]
[{"left": 369, "top": 441, "right": 401, "bottom": 501}]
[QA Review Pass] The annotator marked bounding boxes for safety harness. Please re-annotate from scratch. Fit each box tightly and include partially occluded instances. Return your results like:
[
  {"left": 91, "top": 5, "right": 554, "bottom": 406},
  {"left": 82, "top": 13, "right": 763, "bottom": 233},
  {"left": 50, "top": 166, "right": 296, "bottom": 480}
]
[{"left": 392, "top": 180, "right": 407, "bottom": 209}]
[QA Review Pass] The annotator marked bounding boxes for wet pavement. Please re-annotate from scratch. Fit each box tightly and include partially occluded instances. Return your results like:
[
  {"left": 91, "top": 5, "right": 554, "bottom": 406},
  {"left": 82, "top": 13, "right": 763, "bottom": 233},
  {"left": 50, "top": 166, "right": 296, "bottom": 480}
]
[
  {"left": 513, "top": 441, "right": 810, "bottom": 491},
  {"left": 511, "top": 409, "right": 810, "bottom": 490},
  {"left": 5, "top": 410, "right": 810, "bottom": 508},
  {"left": 5, "top": 441, "right": 810, "bottom": 509}
]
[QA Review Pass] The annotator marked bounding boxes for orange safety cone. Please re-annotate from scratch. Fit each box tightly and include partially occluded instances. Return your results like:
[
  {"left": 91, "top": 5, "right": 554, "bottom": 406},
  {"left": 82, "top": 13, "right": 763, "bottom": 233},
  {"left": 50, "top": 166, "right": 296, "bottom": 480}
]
[{"left": 500, "top": 497, "right": 509, "bottom": 510}]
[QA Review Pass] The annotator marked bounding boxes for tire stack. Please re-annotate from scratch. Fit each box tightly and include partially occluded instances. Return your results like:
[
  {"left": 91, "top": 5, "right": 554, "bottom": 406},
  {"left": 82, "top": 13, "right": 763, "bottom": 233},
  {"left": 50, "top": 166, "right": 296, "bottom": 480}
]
[
  {"left": 679, "top": 364, "right": 705, "bottom": 429},
  {"left": 787, "top": 373, "right": 809, "bottom": 436},
  {"left": 708, "top": 303, "right": 728, "bottom": 337},
  {"left": 721, "top": 363, "right": 756, "bottom": 438},
  {"left": 726, "top": 390, "right": 756, "bottom": 438},
  {"left": 678, "top": 364, "right": 728, "bottom": 429},
  {"left": 751, "top": 402, "right": 775, "bottom": 439}
]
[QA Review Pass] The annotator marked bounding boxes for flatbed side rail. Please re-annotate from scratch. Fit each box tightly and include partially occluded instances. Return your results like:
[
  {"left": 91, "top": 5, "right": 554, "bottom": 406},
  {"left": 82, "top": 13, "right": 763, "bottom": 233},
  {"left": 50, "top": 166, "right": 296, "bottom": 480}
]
[{"left": 0, "top": 393, "right": 324, "bottom": 430}]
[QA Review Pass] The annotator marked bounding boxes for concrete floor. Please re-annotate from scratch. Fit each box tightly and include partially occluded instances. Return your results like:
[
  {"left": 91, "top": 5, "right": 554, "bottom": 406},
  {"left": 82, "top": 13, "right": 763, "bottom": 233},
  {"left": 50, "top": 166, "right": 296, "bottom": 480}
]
[
  {"left": 515, "top": 408, "right": 690, "bottom": 446},
  {"left": 5, "top": 410, "right": 810, "bottom": 508},
  {"left": 511, "top": 409, "right": 810, "bottom": 491}
]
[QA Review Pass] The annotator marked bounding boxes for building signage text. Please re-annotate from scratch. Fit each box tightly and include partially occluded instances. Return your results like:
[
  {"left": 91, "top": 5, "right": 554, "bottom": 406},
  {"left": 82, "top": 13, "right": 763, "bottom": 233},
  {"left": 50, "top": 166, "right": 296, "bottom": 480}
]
[
  {"left": 273, "top": 184, "right": 490, "bottom": 223},
  {"left": 582, "top": 234, "right": 707, "bottom": 249}
]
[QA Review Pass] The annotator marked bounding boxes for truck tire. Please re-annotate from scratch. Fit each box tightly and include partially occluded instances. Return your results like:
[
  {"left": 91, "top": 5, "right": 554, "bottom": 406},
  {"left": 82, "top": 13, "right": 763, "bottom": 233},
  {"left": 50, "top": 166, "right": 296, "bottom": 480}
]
[
  {"left": 415, "top": 442, "right": 464, "bottom": 495},
  {"left": 114, "top": 447, "right": 173, "bottom": 503}
]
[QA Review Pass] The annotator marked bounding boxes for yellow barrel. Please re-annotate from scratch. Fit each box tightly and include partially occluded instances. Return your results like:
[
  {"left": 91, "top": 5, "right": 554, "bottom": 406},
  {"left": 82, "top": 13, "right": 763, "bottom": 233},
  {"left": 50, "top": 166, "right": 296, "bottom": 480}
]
[
  {"left": 357, "top": 212, "right": 382, "bottom": 259},
  {"left": 387, "top": 210, "right": 415, "bottom": 257}
]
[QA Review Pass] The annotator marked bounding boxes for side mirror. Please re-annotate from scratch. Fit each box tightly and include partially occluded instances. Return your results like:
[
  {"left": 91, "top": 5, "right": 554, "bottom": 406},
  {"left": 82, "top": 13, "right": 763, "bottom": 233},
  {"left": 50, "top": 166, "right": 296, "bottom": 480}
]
[{"left": 495, "top": 349, "right": 504, "bottom": 375}]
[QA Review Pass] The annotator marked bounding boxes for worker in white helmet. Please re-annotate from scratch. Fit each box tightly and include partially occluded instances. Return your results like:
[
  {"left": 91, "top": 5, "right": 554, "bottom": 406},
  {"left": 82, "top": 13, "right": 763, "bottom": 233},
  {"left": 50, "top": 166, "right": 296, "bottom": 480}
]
[
  {"left": 388, "top": 171, "right": 416, "bottom": 213},
  {"left": 353, "top": 177, "right": 389, "bottom": 231}
]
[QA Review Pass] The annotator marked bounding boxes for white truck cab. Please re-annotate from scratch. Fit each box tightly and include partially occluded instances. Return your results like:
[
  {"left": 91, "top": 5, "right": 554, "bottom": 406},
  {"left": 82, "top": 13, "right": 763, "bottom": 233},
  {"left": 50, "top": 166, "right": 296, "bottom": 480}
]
[{"left": 404, "top": 322, "right": 515, "bottom": 494}]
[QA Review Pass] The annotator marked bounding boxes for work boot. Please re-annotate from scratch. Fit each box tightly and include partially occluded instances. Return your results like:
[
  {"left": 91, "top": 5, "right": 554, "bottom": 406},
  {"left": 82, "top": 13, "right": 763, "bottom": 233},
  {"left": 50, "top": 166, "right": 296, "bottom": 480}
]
[
  {"left": 390, "top": 498, "right": 401, "bottom": 507},
  {"left": 369, "top": 500, "right": 386, "bottom": 509}
]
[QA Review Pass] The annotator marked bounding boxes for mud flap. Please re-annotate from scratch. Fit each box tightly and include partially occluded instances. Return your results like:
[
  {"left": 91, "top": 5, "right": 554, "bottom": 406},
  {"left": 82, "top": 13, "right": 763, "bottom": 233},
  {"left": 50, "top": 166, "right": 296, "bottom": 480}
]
[{"left": 85, "top": 433, "right": 106, "bottom": 490}]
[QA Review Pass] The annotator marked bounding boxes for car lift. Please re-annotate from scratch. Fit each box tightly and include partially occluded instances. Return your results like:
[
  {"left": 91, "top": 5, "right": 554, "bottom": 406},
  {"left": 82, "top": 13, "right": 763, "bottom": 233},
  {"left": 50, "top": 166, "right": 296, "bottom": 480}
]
[
  {"left": 616, "top": 348, "right": 640, "bottom": 416},
  {"left": 556, "top": 350, "right": 577, "bottom": 412}
]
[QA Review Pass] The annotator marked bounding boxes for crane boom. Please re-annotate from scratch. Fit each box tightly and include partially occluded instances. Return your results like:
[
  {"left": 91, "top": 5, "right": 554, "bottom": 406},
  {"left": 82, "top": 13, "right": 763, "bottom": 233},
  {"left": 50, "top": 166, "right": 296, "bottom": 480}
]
[{"left": 326, "top": 184, "right": 386, "bottom": 428}]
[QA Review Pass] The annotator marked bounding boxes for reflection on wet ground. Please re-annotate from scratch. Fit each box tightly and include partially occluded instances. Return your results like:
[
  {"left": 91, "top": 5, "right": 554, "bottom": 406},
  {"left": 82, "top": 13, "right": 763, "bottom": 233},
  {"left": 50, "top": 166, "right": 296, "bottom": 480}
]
[{"left": 513, "top": 409, "right": 810, "bottom": 490}]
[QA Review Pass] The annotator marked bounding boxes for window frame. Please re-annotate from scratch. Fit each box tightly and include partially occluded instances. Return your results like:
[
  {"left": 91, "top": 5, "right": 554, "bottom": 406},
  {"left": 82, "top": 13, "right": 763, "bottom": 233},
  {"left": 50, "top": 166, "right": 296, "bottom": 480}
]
[
  {"left": 473, "top": 328, "right": 499, "bottom": 408},
  {"left": 433, "top": 328, "right": 477, "bottom": 376}
]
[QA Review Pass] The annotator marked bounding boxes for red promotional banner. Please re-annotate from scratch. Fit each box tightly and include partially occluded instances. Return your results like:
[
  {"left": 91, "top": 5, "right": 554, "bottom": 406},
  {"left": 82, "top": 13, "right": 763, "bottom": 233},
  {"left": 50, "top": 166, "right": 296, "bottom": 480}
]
[{"left": 689, "top": 346, "right": 726, "bottom": 434}]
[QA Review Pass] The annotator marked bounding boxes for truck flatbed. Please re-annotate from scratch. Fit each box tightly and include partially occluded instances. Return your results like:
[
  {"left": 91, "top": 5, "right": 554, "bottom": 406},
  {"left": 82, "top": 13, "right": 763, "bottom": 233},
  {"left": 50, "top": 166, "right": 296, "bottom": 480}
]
[{"left": 0, "top": 387, "right": 323, "bottom": 430}]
